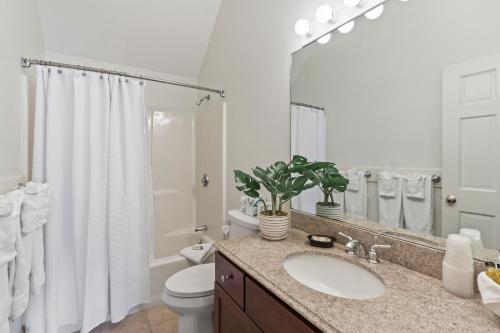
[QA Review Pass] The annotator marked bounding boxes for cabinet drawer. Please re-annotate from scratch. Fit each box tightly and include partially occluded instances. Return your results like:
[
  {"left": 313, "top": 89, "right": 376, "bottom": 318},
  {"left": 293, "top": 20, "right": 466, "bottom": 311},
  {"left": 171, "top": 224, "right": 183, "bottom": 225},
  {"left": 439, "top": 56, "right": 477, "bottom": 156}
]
[
  {"left": 214, "top": 283, "right": 262, "bottom": 333},
  {"left": 245, "top": 277, "right": 319, "bottom": 333},
  {"left": 215, "top": 252, "right": 245, "bottom": 308}
]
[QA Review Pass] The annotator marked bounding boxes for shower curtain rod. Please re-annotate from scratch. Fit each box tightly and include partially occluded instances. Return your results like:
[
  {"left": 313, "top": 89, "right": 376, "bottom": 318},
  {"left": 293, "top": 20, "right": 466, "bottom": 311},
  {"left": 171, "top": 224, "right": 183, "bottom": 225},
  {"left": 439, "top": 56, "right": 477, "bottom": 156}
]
[
  {"left": 291, "top": 101, "right": 324, "bottom": 111},
  {"left": 21, "top": 57, "right": 226, "bottom": 97}
]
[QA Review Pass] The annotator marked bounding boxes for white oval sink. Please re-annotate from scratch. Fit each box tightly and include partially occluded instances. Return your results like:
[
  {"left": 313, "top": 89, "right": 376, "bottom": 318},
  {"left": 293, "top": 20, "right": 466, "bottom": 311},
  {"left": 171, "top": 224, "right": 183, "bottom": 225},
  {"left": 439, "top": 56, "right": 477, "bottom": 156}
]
[{"left": 283, "top": 254, "right": 385, "bottom": 300}]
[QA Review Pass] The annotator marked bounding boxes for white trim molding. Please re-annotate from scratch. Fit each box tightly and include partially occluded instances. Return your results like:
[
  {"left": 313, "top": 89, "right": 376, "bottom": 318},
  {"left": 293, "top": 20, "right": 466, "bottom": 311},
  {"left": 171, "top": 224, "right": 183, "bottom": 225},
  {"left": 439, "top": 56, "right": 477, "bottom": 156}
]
[{"left": 0, "top": 174, "right": 26, "bottom": 194}]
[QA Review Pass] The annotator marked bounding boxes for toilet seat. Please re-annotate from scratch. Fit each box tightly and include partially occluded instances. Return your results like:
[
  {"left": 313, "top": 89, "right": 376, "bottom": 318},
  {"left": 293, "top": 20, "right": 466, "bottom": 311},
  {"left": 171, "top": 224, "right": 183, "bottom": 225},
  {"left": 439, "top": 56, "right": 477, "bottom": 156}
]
[{"left": 165, "top": 263, "right": 215, "bottom": 298}]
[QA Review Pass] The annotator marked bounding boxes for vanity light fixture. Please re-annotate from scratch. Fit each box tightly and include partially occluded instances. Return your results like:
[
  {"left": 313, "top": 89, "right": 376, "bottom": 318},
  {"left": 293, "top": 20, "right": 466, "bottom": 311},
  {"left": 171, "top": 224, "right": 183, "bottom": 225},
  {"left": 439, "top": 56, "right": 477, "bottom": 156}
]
[
  {"left": 316, "top": 4, "right": 336, "bottom": 24},
  {"left": 364, "top": 4, "right": 384, "bottom": 20},
  {"left": 338, "top": 21, "right": 355, "bottom": 33},
  {"left": 317, "top": 33, "right": 332, "bottom": 44},
  {"left": 344, "top": 0, "right": 362, "bottom": 8},
  {"left": 295, "top": 19, "right": 311, "bottom": 36}
]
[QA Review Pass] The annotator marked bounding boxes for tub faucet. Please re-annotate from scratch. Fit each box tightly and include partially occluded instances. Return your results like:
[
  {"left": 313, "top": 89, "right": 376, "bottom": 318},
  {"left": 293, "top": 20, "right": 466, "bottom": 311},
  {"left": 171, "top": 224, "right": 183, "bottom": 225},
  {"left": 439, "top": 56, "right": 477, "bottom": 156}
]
[{"left": 195, "top": 225, "right": 208, "bottom": 232}]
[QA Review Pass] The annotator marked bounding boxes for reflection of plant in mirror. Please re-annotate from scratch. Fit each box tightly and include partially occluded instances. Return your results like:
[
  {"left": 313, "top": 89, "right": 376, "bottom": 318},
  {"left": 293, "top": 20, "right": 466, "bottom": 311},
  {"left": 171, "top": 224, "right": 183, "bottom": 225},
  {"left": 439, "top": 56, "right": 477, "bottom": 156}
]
[
  {"left": 234, "top": 155, "right": 316, "bottom": 216},
  {"left": 290, "top": 156, "right": 349, "bottom": 206}
]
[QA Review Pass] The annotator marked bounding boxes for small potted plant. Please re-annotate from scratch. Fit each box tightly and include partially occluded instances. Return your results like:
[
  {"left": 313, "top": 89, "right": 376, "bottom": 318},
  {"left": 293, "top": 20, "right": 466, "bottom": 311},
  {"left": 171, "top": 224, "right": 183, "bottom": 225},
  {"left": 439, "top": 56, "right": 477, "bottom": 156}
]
[
  {"left": 294, "top": 158, "right": 349, "bottom": 219},
  {"left": 234, "top": 156, "right": 314, "bottom": 240}
]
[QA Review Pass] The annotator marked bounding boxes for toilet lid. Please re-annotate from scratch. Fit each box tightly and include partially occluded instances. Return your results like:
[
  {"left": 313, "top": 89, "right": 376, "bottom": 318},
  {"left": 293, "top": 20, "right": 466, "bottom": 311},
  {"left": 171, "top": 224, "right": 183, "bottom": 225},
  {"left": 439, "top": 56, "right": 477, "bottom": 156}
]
[{"left": 165, "top": 263, "right": 215, "bottom": 298}]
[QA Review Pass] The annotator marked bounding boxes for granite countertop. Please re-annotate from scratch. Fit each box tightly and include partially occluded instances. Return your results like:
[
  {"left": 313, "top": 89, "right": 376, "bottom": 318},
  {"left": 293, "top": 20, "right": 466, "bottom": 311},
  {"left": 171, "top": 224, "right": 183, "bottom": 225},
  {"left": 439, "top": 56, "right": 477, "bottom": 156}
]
[{"left": 215, "top": 228, "right": 500, "bottom": 333}]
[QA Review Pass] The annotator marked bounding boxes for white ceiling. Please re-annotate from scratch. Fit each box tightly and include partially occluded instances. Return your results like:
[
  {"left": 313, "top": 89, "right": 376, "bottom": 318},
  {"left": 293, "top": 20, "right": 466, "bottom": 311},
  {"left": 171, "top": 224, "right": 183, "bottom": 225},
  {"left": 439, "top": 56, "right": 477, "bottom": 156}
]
[{"left": 36, "top": 0, "right": 221, "bottom": 78}]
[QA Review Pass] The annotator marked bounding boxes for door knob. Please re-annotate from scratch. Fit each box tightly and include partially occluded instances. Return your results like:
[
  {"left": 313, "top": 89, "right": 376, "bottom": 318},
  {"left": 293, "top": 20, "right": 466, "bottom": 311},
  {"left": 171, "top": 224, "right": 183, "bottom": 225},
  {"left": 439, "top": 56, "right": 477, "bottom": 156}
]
[{"left": 445, "top": 195, "right": 457, "bottom": 205}]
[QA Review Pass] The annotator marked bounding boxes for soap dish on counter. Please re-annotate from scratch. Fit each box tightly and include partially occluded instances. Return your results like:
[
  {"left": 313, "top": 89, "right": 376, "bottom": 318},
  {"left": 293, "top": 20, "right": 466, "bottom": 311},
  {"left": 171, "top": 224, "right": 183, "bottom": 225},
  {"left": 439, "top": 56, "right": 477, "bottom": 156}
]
[{"left": 307, "top": 234, "right": 335, "bottom": 248}]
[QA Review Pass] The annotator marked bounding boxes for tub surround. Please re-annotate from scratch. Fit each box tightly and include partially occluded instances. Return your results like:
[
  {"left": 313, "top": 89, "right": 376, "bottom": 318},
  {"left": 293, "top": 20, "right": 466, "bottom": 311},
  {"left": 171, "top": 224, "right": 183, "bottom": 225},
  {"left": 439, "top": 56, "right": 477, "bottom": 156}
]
[{"left": 215, "top": 229, "right": 499, "bottom": 333}]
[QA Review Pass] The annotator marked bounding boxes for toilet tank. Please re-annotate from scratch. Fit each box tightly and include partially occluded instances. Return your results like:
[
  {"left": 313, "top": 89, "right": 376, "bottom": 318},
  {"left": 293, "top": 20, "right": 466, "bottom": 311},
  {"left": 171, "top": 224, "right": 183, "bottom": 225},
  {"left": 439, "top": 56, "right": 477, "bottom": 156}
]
[{"left": 227, "top": 209, "right": 259, "bottom": 239}]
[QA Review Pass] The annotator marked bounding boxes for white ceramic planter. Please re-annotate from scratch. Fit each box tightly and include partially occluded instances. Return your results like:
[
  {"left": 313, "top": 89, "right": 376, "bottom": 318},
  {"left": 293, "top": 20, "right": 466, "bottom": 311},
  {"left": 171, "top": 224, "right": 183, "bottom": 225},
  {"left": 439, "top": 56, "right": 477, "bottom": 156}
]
[
  {"left": 315, "top": 202, "right": 343, "bottom": 219},
  {"left": 258, "top": 212, "right": 289, "bottom": 241}
]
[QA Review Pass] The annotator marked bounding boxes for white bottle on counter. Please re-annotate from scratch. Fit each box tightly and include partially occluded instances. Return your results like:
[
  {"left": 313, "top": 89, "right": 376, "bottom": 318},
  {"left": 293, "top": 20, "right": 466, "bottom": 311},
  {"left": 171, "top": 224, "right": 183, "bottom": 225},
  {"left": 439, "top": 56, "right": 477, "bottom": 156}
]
[{"left": 442, "top": 234, "right": 474, "bottom": 298}]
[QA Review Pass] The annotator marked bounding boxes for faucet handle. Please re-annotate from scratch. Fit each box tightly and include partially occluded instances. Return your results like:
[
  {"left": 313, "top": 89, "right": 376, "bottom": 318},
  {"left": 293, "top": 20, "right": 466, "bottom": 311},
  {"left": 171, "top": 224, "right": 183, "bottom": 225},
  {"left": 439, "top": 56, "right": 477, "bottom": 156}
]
[
  {"left": 338, "top": 232, "right": 359, "bottom": 256},
  {"left": 338, "top": 232, "right": 353, "bottom": 241},
  {"left": 367, "top": 244, "right": 392, "bottom": 264}
]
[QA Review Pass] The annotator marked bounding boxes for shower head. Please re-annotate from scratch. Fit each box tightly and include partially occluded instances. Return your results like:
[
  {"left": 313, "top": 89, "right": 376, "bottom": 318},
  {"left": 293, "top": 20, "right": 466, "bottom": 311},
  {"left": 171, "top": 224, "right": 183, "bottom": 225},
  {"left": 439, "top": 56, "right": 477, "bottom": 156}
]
[{"left": 196, "top": 94, "right": 210, "bottom": 106}]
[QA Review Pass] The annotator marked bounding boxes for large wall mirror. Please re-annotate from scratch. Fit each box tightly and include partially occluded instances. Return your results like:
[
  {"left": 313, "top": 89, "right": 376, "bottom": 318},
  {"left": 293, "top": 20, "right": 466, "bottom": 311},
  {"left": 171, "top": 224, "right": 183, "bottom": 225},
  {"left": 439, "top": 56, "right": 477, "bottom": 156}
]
[{"left": 290, "top": 0, "right": 500, "bottom": 259}]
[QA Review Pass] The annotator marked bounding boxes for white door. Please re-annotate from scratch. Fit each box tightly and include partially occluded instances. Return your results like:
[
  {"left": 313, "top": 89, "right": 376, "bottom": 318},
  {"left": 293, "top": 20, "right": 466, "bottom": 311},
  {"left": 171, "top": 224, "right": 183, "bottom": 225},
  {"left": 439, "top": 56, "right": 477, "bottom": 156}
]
[
  {"left": 442, "top": 54, "right": 500, "bottom": 248},
  {"left": 195, "top": 95, "right": 226, "bottom": 241}
]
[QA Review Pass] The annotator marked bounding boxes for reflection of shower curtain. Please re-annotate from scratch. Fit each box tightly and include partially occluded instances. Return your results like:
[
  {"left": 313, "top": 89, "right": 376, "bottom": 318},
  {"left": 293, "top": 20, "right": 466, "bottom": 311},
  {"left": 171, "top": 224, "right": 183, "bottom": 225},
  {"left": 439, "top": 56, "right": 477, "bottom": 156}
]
[
  {"left": 291, "top": 105, "right": 326, "bottom": 214},
  {"left": 27, "top": 66, "right": 152, "bottom": 333}
]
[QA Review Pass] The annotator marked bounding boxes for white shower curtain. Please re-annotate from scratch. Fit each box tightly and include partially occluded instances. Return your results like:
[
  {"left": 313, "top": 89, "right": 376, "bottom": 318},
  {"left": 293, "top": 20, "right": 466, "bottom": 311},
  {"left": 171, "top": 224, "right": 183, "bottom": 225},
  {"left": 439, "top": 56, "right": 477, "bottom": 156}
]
[
  {"left": 29, "top": 66, "right": 152, "bottom": 333},
  {"left": 290, "top": 105, "right": 326, "bottom": 214}
]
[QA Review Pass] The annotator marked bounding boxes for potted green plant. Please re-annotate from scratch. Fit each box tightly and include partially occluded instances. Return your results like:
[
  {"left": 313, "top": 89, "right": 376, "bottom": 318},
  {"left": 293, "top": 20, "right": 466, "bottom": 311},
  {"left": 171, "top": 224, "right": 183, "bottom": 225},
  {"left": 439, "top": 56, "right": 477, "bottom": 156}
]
[
  {"left": 304, "top": 162, "right": 349, "bottom": 218},
  {"left": 234, "top": 156, "right": 315, "bottom": 240},
  {"left": 292, "top": 157, "right": 349, "bottom": 219}
]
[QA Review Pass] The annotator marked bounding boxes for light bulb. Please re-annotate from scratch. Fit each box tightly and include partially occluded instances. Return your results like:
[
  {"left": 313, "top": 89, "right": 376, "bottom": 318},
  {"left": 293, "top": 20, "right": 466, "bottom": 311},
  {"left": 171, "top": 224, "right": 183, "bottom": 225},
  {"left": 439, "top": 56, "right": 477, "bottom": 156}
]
[
  {"left": 344, "top": 0, "right": 361, "bottom": 8},
  {"left": 317, "top": 34, "right": 331, "bottom": 44},
  {"left": 338, "top": 21, "right": 355, "bottom": 33},
  {"left": 316, "top": 4, "right": 335, "bottom": 24},
  {"left": 364, "top": 5, "right": 384, "bottom": 20},
  {"left": 294, "top": 19, "right": 311, "bottom": 36}
]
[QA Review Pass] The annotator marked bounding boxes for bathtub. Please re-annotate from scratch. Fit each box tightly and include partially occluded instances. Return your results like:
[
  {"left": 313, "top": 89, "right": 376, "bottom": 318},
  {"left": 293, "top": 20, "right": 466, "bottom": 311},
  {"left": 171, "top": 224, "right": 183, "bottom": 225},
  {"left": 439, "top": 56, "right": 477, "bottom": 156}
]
[{"left": 150, "top": 228, "right": 214, "bottom": 305}]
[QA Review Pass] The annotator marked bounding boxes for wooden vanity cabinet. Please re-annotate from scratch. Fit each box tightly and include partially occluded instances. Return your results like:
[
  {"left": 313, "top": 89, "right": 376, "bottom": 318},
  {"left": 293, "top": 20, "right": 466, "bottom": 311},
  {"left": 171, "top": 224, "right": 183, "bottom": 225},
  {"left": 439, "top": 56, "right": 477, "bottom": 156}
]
[
  {"left": 214, "top": 283, "right": 262, "bottom": 333},
  {"left": 214, "top": 252, "right": 320, "bottom": 333}
]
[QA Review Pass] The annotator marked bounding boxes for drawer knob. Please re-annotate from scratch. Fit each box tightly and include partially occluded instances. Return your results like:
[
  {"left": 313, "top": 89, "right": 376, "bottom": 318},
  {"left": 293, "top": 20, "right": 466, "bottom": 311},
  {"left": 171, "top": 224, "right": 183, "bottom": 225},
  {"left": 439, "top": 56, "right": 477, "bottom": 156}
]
[{"left": 220, "top": 274, "right": 233, "bottom": 282}]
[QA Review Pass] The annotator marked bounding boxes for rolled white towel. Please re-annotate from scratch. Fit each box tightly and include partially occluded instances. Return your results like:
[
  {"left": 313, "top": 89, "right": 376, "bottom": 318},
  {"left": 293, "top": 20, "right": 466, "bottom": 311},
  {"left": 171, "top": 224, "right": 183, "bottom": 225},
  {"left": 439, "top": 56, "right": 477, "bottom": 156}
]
[
  {"left": 0, "top": 190, "right": 24, "bottom": 332},
  {"left": 478, "top": 272, "right": 500, "bottom": 316},
  {"left": 20, "top": 182, "right": 51, "bottom": 233},
  {"left": 180, "top": 242, "right": 214, "bottom": 264},
  {"left": 0, "top": 191, "right": 24, "bottom": 266},
  {"left": 11, "top": 182, "right": 51, "bottom": 319}
]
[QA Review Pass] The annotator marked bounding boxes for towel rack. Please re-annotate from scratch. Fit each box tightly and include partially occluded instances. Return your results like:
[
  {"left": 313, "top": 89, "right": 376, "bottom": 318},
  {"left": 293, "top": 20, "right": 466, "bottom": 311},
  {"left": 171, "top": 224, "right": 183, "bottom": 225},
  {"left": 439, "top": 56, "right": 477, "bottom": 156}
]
[{"left": 363, "top": 171, "right": 441, "bottom": 183}]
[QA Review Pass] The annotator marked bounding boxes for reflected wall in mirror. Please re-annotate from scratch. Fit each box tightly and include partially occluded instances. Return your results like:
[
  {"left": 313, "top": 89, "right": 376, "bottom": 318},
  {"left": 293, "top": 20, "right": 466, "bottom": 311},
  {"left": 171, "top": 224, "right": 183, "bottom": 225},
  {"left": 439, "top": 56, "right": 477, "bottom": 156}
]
[{"left": 290, "top": 0, "right": 500, "bottom": 258}]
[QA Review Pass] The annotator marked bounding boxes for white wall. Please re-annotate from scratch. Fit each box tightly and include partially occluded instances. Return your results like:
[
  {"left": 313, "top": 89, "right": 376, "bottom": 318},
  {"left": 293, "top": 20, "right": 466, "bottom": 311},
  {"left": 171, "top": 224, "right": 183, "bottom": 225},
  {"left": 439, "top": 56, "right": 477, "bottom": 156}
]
[
  {"left": 292, "top": 0, "right": 500, "bottom": 170},
  {"left": 199, "top": 0, "right": 384, "bottom": 213},
  {"left": 0, "top": 0, "right": 44, "bottom": 192}
]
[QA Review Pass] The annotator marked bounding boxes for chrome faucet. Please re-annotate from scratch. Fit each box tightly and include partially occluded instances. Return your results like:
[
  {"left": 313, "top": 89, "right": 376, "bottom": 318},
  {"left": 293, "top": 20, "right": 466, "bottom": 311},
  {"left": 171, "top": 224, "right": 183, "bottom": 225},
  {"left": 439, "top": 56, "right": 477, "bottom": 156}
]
[
  {"left": 195, "top": 225, "right": 208, "bottom": 232},
  {"left": 338, "top": 232, "right": 366, "bottom": 259}
]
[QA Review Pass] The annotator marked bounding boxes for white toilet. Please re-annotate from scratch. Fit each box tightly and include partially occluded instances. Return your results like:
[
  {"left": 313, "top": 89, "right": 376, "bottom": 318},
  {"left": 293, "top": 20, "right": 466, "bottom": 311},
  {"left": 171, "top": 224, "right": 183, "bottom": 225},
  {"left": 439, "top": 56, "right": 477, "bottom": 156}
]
[{"left": 161, "top": 209, "right": 259, "bottom": 333}]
